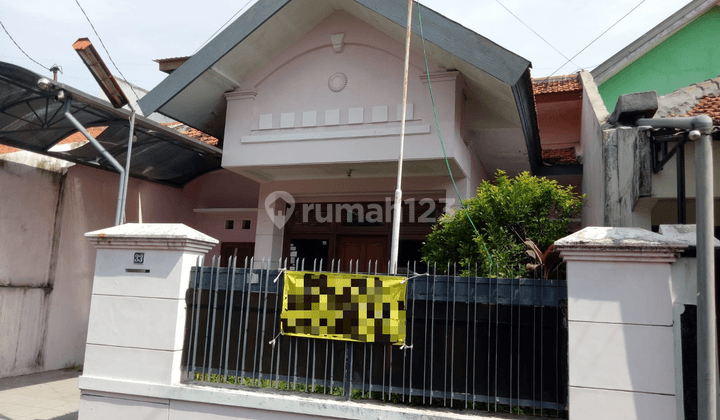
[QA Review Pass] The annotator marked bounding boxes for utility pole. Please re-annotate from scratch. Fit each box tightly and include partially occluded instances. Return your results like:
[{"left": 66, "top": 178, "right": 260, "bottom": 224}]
[{"left": 389, "top": 0, "right": 414, "bottom": 275}]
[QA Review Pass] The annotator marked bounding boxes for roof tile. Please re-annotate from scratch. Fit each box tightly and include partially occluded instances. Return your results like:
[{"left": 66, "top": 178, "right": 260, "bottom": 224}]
[
  {"left": 57, "top": 127, "right": 106, "bottom": 145},
  {"left": 686, "top": 95, "right": 720, "bottom": 124},
  {"left": 0, "top": 123, "right": 219, "bottom": 156},
  {"left": 542, "top": 147, "right": 579, "bottom": 165},
  {"left": 532, "top": 74, "right": 582, "bottom": 95},
  {"left": 0, "top": 144, "right": 18, "bottom": 155}
]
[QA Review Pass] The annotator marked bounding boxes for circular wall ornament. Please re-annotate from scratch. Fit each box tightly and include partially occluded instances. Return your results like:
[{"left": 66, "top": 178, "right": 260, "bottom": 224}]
[{"left": 328, "top": 72, "right": 347, "bottom": 92}]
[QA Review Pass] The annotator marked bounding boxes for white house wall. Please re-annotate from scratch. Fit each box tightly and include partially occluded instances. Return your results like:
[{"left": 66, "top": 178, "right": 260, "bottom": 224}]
[
  {"left": 0, "top": 160, "right": 197, "bottom": 378},
  {"left": 652, "top": 141, "right": 720, "bottom": 199},
  {"left": 221, "top": 11, "right": 476, "bottom": 182},
  {"left": 180, "top": 169, "right": 260, "bottom": 261},
  {"left": 578, "top": 71, "right": 609, "bottom": 227},
  {"left": 0, "top": 159, "right": 61, "bottom": 377}
]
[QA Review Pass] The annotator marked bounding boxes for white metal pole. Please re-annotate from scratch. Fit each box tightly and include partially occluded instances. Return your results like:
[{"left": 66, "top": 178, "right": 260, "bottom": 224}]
[
  {"left": 62, "top": 99, "right": 125, "bottom": 226},
  {"left": 636, "top": 114, "right": 717, "bottom": 419},
  {"left": 695, "top": 116, "right": 716, "bottom": 420},
  {"left": 389, "top": 0, "right": 414, "bottom": 275},
  {"left": 119, "top": 111, "right": 135, "bottom": 224}
]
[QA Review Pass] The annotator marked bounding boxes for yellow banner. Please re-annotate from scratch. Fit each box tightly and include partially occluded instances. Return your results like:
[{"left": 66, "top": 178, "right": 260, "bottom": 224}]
[{"left": 280, "top": 271, "right": 407, "bottom": 345}]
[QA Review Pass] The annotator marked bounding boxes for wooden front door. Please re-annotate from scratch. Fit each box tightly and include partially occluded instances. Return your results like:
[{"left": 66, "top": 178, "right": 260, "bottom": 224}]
[
  {"left": 337, "top": 236, "right": 387, "bottom": 273},
  {"left": 220, "top": 242, "right": 255, "bottom": 267}
]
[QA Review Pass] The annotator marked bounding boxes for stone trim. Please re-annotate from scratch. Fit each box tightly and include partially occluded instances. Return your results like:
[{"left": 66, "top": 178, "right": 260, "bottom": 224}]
[
  {"left": 555, "top": 227, "right": 687, "bottom": 263},
  {"left": 78, "top": 376, "right": 503, "bottom": 420},
  {"left": 85, "top": 223, "right": 218, "bottom": 254},
  {"left": 224, "top": 90, "right": 258, "bottom": 101}
]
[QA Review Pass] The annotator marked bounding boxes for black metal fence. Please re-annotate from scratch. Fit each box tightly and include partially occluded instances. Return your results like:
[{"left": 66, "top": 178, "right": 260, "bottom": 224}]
[{"left": 182, "top": 257, "right": 568, "bottom": 417}]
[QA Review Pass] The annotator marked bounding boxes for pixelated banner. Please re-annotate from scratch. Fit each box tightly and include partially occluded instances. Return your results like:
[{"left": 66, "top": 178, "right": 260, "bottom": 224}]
[{"left": 280, "top": 271, "right": 407, "bottom": 345}]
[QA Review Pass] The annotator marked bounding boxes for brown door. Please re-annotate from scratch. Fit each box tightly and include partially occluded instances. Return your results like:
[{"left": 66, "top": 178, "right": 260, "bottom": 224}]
[
  {"left": 337, "top": 236, "right": 387, "bottom": 273},
  {"left": 220, "top": 242, "right": 255, "bottom": 267}
]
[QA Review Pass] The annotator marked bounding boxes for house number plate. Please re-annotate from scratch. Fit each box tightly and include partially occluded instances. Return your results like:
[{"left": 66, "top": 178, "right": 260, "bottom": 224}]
[{"left": 134, "top": 253, "right": 145, "bottom": 264}]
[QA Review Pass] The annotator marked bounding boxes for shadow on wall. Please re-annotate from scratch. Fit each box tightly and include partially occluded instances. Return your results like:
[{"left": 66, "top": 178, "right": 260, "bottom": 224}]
[{"left": 49, "top": 413, "right": 78, "bottom": 420}]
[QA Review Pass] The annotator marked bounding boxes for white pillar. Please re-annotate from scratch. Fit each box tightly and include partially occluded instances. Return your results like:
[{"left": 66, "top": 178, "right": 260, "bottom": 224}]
[
  {"left": 222, "top": 90, "right": 256, "bottom": 164},
  {"left": 555, "top": 227, "right": 686, "bottom": 420},
  {"left": 254, "top": 185, "right": 287, "bottom": 266},
  {"left": 79, "top": 224, "right": 217, "bottom": 419},
  {"left": 444, "top": 179, "right": 468, "bottom": 213}
]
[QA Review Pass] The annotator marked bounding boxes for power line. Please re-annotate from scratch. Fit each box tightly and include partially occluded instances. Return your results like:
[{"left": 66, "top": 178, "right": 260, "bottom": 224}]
[
  {"left": 542, "top": 0, "right": 649, "bottom": 82},
  {"left": 193, "top": 0, "right": 255, "bottom": 54},
  {"left": 416, "top": 1, "right": 495, "bottom": 268},
  {"left": 493, "top": 0, "right": 580, "bottom": 70},
  {"left": 74, "top": 0, "right": 141, "bottom": 104},
  {"left": 0, "top": 19, "right": 50, "bottom": 72}
]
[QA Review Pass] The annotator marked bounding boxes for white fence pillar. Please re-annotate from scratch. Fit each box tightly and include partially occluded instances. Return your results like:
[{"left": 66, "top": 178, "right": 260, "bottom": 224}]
[
  {"left": 79, "top": 224, "right": 217, "bottom": 419},
  {"left": 555, "top": 227, "right": 687, "bottom": 420}
]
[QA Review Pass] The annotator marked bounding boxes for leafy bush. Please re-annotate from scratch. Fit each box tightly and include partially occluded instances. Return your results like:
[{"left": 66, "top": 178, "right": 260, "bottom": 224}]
[{"left": 422, "top": 170, "right": 583, "bottom": 278}]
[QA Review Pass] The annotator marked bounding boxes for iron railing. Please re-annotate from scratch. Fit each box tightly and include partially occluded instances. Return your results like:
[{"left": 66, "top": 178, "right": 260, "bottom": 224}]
[{"left": 182, "top": 257, "right": 568, "bottom": 417}]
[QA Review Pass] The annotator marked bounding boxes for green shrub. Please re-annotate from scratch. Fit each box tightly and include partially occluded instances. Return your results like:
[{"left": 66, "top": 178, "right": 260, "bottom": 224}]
[{"left": 422, "top": 170, "right": 583, "bottom": 278}]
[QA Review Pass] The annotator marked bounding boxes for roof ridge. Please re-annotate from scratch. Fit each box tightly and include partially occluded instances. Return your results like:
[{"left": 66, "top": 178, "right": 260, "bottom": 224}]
[{"left": 531, "top": 73, "right": 580, "bottom": 84}]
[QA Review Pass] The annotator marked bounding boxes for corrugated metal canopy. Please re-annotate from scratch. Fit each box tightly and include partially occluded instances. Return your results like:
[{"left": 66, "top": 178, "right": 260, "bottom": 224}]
[{"left": 0, "top": 61, "right": 222, "bottom": 187}]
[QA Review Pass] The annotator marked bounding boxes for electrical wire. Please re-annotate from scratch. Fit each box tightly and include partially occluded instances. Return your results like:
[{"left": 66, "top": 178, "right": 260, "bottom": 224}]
[
  {"left": 493, "top": 0, "right": 580, "bottom": 70},
  {"left": 193, "top": 0, "right": 255, "bottom": 54},
  {"left": 0, "top": 20, "right": 50, "bottom": 72},
  {"left": 541, "top": 0, "right": 649, "bottom": 82},
  {"left": 74, "top": 0, "right": 141, "bottom": 104},
  {"left": 416, "top": 1, "right": 493, "bottom": 268}
]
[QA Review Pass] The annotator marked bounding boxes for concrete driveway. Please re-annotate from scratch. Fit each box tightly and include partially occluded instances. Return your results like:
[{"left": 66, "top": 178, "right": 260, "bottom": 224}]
[{"left": 0, "top": 369, "right": 80, "bottom": 420}]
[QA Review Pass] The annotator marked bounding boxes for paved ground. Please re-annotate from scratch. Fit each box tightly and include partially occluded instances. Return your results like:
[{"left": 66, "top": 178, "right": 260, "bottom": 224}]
[{"left": 0, "top": 370, "right": 80, "bottom": 420}]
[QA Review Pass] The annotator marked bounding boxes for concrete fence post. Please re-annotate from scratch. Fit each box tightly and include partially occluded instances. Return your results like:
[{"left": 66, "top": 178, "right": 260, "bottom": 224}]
[
  {"left": 555, "top": 227, "right": 687, "bottom": 420},
  {"left": 79, "top": 224, "right": 217, "bottom": 418}
]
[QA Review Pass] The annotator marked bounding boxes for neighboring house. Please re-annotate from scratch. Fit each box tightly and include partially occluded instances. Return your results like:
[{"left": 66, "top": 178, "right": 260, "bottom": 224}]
[
  {"left": 532, "top": 71, "right": 610, "bottom": 228},
  {"left": 533, "top": 74, "right": 584, "bottom": 167},
  {"left": 589, "top": 76, "right": 720, "bottom": 231},
  {"left": 0, "top": 61, "right": 258, "bottom": 378},
  {"left": 592, "top": 0, "right": 720, "bottom": 112}
]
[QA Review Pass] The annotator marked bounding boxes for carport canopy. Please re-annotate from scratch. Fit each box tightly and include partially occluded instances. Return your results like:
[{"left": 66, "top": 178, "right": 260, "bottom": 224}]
[{"left": 0, "top": 61, "right": 222, "bottom": 187}]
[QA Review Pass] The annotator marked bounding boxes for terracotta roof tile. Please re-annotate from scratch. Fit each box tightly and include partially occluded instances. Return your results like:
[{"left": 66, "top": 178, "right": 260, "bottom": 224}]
[
  {"left": 57, "top": 126, "right": 106, "bottom": 145},
  {"left": 686, "top": 95, "right": 720, "bottom": 124},
  {"left": 542, "top": 147, "right": 579, "bottom": 165},
  {"left": 532, "top": 74, "right": 583, "bottom": 95},
  {"left": 0, "top": 144, "right": 18, "bottom": 155},
  {"left": 162, "top": 122, "right": 220, "bottom": 147},
  {"left": 183, "top": 127, "right": 219, "bottom": 147},
  {"left": 0, "top": 123, "right": 219, "bottom": 157},
  {"left": 0, "top": 127, "right": 107, "bottom": 155}
]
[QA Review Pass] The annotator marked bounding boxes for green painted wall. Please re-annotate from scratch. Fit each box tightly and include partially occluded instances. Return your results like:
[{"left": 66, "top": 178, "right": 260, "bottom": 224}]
[{"left": 598, "top": 6, "right": 720, "bottom": 112}]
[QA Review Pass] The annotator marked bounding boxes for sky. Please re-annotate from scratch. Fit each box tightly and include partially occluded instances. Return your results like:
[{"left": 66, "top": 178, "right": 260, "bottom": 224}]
[{"left": 0, "top": 0, "right": 694, "bottom": 97}]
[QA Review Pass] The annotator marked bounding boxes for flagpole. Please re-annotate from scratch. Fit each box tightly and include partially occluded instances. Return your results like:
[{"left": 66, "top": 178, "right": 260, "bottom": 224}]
[{"left": 390, "top": 0, "right": 414, "bottom": 275}]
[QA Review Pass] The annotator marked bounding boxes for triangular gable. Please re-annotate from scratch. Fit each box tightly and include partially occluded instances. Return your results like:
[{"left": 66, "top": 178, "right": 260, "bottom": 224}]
[{"left": 592, "top": 0, "right": 718, "bottom": 84}]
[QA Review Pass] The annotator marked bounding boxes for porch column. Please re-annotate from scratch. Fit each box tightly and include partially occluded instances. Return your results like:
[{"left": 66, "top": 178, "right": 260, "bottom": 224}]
[
  {"left": 223, "top": 90, "right": 256, "bottom": 154},
  {"left": 555, "top": 227, "right": 686, "bottom": 420},
  {"left": 79, "top": 224, "right": 217, "bottom": 419},
  {"left": 254, "top": 184, "right": 288, "bottom": 267},
  {"left": 444, "top": 179, "right": 469, "bottom": 213}
]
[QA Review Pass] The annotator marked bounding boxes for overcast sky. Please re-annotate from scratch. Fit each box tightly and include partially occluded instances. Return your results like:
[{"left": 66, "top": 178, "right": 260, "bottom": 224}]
[{"left": 0, "top": 0, "right": 692, "bottom": 96}]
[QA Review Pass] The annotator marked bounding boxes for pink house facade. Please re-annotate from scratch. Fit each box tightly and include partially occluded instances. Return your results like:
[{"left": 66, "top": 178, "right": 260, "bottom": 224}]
[
  {"left": 0, "top": 0, "right": 584, "bottom": 378},
  {"left": 138, "top": 0, "right": 551, "bottom": 269}
]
